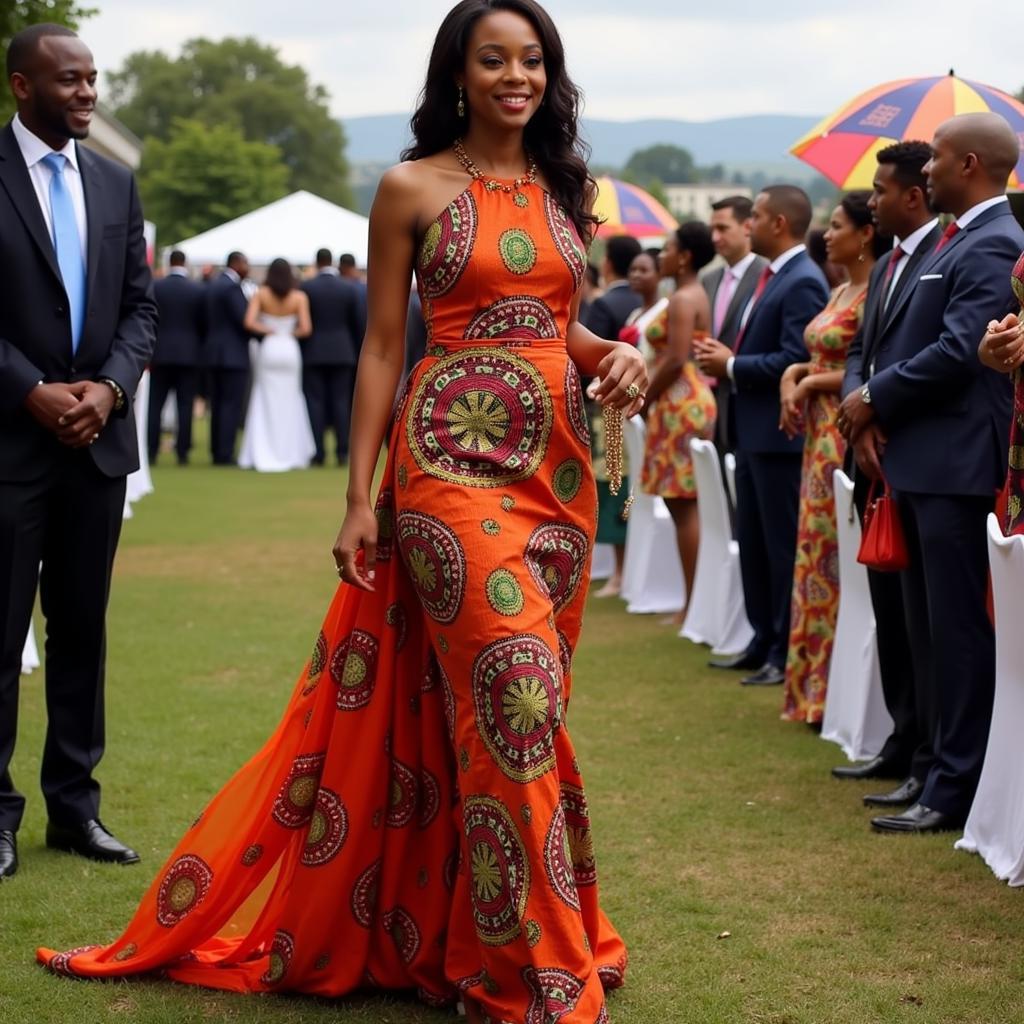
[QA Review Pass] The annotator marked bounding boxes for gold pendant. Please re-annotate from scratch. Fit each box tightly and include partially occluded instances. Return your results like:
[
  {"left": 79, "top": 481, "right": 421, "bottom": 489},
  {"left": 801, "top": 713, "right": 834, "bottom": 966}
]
[{"left": 513, "top": 192, "right": 529, "bottom": 208}]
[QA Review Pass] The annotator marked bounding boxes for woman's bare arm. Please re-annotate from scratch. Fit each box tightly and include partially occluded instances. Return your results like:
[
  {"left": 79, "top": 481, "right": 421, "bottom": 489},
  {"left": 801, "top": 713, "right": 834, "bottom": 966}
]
[{"left": 294, "top": 291, "right": 313, "bottom": 339}]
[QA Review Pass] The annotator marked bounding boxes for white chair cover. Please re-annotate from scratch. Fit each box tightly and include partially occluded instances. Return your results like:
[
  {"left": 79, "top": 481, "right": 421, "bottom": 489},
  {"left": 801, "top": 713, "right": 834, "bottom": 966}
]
[
  {"left": 619, "top": 415, "right": 685, "bottom": 614},
  {"left": 124, "top": 368, "right": 154, "bottom": 516},
  {"left": 955, "top": 515, "right": 1024, "bottom": 886},
  {"left": 820, "top": 470, "right": 893, "bottom": 761},
  {"left": 681, "top": 439, "right": 753, "bottom": 654},
  {"left": 590, "top": 544, "right": 616, "bottom": 582},
  {"left": 21, "top": 620, "right": 40, "bottom": 676}
]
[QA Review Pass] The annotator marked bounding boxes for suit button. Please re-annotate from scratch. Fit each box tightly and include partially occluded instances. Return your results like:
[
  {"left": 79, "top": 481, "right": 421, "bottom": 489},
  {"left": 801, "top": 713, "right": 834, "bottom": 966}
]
[
  {"left": 55, "top": 304, "right": 65, "bottom": 315},
  {"left": 70, "top": 365, "right": 77, "bottom": 375}
]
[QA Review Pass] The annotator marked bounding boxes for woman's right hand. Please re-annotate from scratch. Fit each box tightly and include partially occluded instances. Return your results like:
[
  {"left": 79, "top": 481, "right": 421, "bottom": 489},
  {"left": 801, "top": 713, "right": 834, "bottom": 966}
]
[
  {"left": 333, "top": 499, "right": 378, "bottom": 592},
  {"left": 979, "top": 313, "right": 1023, "bottom": 373}
]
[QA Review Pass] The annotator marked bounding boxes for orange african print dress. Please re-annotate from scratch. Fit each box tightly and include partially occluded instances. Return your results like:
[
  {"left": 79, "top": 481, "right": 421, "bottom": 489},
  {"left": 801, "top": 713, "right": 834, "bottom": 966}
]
[
  {"left": 38, "top": 178, "right": 627, "bottom": 1024},
  {"left": 1002, "top": 251, "right": 1024, "bottom": 535},
  {"left": 781, "top": 287, "right": 864, "bottom": 725}
]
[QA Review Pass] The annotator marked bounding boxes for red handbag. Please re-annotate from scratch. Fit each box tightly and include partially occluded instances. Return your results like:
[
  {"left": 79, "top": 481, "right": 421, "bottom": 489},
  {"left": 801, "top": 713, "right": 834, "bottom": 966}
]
[{"left": 857, "top": 476, "right": 910, "bottom": 572}]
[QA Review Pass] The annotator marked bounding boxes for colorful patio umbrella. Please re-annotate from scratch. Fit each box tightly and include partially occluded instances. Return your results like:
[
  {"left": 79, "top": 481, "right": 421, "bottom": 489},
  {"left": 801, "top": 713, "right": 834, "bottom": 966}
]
[
  {"left": 592, "top": 176, "right": 678, "bottom": 239},
  {"left": 791, "top": 73, "right": 1024, "bottom": 190}
]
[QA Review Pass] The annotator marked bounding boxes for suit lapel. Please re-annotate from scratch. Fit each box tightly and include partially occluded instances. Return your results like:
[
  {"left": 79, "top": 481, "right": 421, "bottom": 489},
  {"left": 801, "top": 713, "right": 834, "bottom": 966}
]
[
  {"left": 880, "top": 224, "right": 946, "bottom": 334},
  {"left": 723, "top": 258, "right": 762, "bottom": 336},
  {"left": 0, "top": 122, "right": 62, "bottom": 284},
  {"left": 741, "top": 253, "right": 800, "bottom": 340},
  {"left": 77, "top": 143, "right": 104, "bottom": 302}
]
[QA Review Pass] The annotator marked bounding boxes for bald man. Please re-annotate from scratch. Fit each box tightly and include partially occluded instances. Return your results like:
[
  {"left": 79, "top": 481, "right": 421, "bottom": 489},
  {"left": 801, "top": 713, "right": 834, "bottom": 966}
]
[{"left": 838, "top": 112, "right": 1024, "bottom": 834}]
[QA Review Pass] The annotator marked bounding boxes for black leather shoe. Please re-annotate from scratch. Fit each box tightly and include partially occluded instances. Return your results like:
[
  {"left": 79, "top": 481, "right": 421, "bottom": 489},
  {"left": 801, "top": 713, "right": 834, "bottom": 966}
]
[
  {"left": 831, "top": 754, "right": 906, "bottom": 781},
  {"left": 0, "top": 830, "right": 17, "bottom": 879},
  {"left": 740, "top": 663, "right": 785, "bottom": 686},
  {"left": 871, "top": 803, "right": 964, "bottom": 834},
  {"left": 46, "top": 819, "right": 140, "bottom": 865},
  {"left": 863, "top": 776, "right": 924, "bottom": 808},
  {"left": 708, "top": 649, "right": 764, "bottom": 671}
]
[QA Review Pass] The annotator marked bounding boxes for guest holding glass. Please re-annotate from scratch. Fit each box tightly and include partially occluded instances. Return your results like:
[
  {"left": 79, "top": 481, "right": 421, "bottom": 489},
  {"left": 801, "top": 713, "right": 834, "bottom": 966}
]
[{"left": 778, "top": 192, "right": 888, "bottom": 724}]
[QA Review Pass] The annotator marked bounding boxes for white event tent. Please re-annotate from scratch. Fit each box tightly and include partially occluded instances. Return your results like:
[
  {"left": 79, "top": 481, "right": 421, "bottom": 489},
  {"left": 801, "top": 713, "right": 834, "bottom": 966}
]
[{"left": 169, "top": 190, "right": 370, "bottom": 269}]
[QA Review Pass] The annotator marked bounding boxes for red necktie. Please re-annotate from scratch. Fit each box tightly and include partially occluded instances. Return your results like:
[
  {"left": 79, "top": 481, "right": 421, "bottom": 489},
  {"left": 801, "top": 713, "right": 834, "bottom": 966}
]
[
  {"left": 734, "top": 266, "right": 774, "bottom": 352},
  {"left": 881, "top": 245, "right": 905, "bottom": 309},
  {"left": 933, "top": 221, "right": 960, "bottom": 254}
]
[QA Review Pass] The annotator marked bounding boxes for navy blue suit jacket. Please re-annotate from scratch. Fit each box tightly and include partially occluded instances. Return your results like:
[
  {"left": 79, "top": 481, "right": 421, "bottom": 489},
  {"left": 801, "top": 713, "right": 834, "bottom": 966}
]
[
  {"left": 153, "top": 272, "right": 205, "bottom": 367},
  {"left": 300, "top": 272, "right": 365, "bottom": 366},
  {"left": 731, "top": 251, "right": 830, "bottom": 454},
  {"left": 204, "top": 272, "right": 250, "bottom": 369},
  {"left": 871, "top": 203, "right": 1024, "bottom": 496},
  {"left": 583, "top": 282, "right": 641, "bottom": 340}
]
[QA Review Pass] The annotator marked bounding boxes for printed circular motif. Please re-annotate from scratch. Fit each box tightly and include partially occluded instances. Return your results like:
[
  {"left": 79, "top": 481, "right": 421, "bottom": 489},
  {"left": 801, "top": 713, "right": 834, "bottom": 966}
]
[
  {"left": 544, "top": 805, "right": 580, "bottom": 911},
  {"left": 241, "top": 844, "right": 264, "bottom": 867},
  {"left": 418, "top": 189, "right": 478, "bottom": 299},
  {"left": 113, "top": 943, "right": 138, "bottom": 962},
  {"left": 463, "top": 296, "right": 558, "bottom": 341},
  {"left": 382, "top": 906, "right": 422, "bottom": 965},
  {"left": 525, "top": 920, "right": 542, "bottom": 948},
  {"left": 463, "top": 795, "right": 530, "bottom": 946},
  {"left": 501, "top": 495, "right": 516, "bottom": 512},
  {"left": 524, "top": 965, "right": 586, "bottom": 1024},
  {"left": 597, "top": 957, "right": 627, "bottom": 989},
  {"left": 156, "top": 854, "right": 214, "bottom": 928},
  {"left": 486, "top": 568, "right": 525, "bottom": 617},
  {"left": 406, "top": 348, "right": 553, "bottom": 488},
  {"left": 385, "top": 602, "right": 408, "bottom": 652},
  {"left": 564, "top": 362, "right": 591, "bottom": 447},
  {"left": 442, "top": 664, "right": 457, "bottom": 744},
  {"left": 397, "top": 464, "right": 408, "bottom": 489},
  {"left": 302, "top": 788, "right": 349, "bottom": 867},
  {"left": 387, "top": 757, "right": 419, "bottom": 828},
  {"left": 48, "top": 945, "right": 101, "bottom": 977},
  {"left": 330, "top": 630, "right": 379, "bottom": 711},
  {"left": 553, "top": 459, "right": 583, "bottom": 503},
  {"left": 499, "top": 228, "right": 538, "bottom": 275},
  {"left": 272, "top": 752, "right": 325, "bottom": 829},
  {"left": 557, "top": 630, "right": 573, "bottom": 683},
  {"left": 374, "top": 488, "right": 395, "bottom": 563},
  {"left": 260, "top": 929, "right": 294, "bottom": 985},
  {"left": 305, "top": 630, "right": 328, "bottom": 692},
  {"left": 596, "top": 1003, "right": 610, "bottom": 1024},
  {"left": 524, "top": 522, "right": 589, "bottom": 612},
  {"left": 561, "top": 783, "right": 596, "bottom": 887},
  {"left": 544, "top": 191, "right": 586, "bottom": 292},
  {"left": 351, "top": 859, "right": 381, "bottom": 928},
  {"left": 396, "top": 509, "right": 466, "bottom": 624},
  {"left": 419, "top": 767, "right": 441, "bottom": 829},
  {"left": 473, "top": 634, "right": 561, "bottom": 783},
  {"left": 482, "top": 519, "right": 501, "bottom": 536}
]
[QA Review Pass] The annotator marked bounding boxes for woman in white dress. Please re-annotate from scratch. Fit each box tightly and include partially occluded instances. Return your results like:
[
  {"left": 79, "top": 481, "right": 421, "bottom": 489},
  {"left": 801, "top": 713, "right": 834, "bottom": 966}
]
[{"left": 239, "top": 259, "right": 316, "bottom": 472}]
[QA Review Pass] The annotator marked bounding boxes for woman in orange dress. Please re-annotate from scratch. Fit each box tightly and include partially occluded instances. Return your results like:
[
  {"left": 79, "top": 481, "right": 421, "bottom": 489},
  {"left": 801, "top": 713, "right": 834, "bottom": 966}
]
[
  {"left": 37, "top": 3, "right": 646, "bottom": 1022},
  {"left": 640, "top": 222, "right": 718, "bottom": 626},
  {"left": 778, "top": 192, "right": 887, "bottom": 724}
]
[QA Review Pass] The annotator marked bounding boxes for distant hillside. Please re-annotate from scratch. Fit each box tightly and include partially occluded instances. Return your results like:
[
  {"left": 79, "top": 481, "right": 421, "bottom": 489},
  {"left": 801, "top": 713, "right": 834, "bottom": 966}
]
[{"left": 341, "top": 112, "right": 821, "bottom": 174}]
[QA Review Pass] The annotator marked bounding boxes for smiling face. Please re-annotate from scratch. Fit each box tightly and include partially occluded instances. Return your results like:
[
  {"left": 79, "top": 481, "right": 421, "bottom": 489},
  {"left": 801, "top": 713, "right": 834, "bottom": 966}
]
[
  {"left": 459, "top": 10, "right": 546, "bottom": 131},
  {"left": 10, "top": 34, "right": 97, "bottom": 148}
]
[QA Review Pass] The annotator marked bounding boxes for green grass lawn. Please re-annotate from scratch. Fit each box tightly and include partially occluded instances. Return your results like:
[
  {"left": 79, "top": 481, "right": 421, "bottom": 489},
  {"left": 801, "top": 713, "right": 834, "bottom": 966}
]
[{"left": 1, "top": 436, "right": 1021, "bottom": 1024}]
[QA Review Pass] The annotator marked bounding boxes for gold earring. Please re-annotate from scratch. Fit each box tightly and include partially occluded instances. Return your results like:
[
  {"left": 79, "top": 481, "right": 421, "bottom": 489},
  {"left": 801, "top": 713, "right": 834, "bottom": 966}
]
[
  {"left": 858, "top": 239, "right": 866, "bottom": 263},
  {"left": 457, "top": 85, "right": 465, "bottom": 119}
]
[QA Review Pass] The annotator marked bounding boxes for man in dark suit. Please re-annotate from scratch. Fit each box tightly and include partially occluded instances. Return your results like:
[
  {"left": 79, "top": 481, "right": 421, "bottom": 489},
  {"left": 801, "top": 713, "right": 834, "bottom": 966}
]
[
  {"left": 696, "top": 186, "right": 829, "bottom": 685},
  {"left": 300, "top": 248, "right": 365, "bottom": 466},
  {"left": 149, "top": 249, "right": 204, "bottom": 465},
  {"left": 582, "top": 234, "right": 642, "bottom": 340},
  {"left": 702, "top": 195, "right": 767, "bottom": 458},
  {"left": 205, "top": 250, "right": 251, "bottom": 465},
  {"left": 0, "top": 25, "right": 157, "bottom": 876},
  {"left": 838, "top": 113, "right": 1024, "bottom": 834},
  {"left": 832, "top": 142, "right": 939, "bottom": 794}
]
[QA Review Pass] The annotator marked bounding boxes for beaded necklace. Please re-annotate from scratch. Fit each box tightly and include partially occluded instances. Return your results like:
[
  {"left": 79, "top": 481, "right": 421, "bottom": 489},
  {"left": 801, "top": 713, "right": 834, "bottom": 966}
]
[{"left": 453, "top": 138, "right": 538, "bottom": 208}]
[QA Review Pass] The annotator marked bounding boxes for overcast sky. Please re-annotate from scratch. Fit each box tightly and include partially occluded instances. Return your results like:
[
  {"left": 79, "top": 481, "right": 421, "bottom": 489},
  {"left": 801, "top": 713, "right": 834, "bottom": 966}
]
[{"left": 81, "top": 0, "right": 1022, "bottom": 123}]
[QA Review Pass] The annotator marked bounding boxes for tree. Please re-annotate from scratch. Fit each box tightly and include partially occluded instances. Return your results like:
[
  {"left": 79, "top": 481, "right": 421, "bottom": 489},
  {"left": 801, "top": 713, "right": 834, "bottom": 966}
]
[
  {"left": 0, "top": 1, "right": 94, "bottom": 122},
  {"left": 138, "top": 118, "right": 289, "bottom": 245},
  {"left": 106, "top": 37, "right": 353, "bottom": 208},
  {"left": 624, "top": 144, "right": 698, "bottom": 185},
  {"left": 1017, "top": 83, "right": 1024, "bottom": 103}
]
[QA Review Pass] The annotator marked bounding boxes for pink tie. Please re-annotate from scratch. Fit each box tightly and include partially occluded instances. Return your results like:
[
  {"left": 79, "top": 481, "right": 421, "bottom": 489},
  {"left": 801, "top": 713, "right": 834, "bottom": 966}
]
[{"left": 712, "top": 268, "right": 737, "bottom": 338}]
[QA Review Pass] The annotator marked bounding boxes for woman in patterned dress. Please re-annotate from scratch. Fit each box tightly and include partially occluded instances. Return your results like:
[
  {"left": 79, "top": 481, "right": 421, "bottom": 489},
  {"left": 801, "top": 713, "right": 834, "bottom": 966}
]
[
  {"left": 979, "top": 250, "right": 1024, "bottom": 534},
  {"left": 38, "top": 3, "right": 645, "bottom": 1023},
  {"left": 640, "top": 222, "right": 718, "bottom": 626},
  {"left": 778, "top": 192, "right": 887, "bottom": 725}
]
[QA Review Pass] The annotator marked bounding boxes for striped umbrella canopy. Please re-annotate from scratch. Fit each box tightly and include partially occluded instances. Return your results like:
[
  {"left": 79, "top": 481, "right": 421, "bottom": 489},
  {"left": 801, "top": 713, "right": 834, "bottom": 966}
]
[
  {"left": 592, "top": 176, "right": 678, "bottom": 239},
  {"left": 791, "top": 73, "right": 1024, "bottom": 190}
]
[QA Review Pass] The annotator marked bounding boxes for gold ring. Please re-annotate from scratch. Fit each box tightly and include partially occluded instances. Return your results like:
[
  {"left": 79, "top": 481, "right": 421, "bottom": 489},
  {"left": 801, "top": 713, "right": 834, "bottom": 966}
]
[{"left": 626, "top": 383, "right": 640, "bottom": 400}]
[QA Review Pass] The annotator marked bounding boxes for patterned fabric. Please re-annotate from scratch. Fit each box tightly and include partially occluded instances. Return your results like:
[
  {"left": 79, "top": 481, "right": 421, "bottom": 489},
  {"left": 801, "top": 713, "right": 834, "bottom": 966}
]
[
  {"left": 38, "top": 179, "right": 625, "bottom": 1024},
  {"left": 1002, "top": 251, "right": 1024, "bottom": 535},
  {"left": 781, "top": 288, "right": 864, "bottom": 724},
  {"left": 639, "top": 307, "right": 717, "bottom": 498}
]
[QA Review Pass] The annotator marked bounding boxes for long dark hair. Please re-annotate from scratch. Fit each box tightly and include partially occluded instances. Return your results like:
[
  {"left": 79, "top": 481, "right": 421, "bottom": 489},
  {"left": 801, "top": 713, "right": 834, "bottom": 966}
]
[
  {"left": 840, "top": 190, "right": 891, "bottom": 260},
  {"left": 264, "top": 258, "right": 295, "bottom": 299},
  {"left": 401, "top": 0, "right": 598, "bottom": 243}
]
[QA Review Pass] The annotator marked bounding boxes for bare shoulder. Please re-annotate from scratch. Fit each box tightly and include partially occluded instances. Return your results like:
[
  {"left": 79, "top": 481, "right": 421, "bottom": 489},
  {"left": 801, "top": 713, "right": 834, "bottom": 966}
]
[{"left": 376, "top": 156, "right": 472, "bottom": 235}]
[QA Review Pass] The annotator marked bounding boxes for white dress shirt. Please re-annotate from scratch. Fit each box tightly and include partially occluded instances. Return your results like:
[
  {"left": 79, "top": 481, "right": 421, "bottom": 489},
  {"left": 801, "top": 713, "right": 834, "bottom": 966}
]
[
  {"left": 957, "top": 194, "right": 1008, "bottom": 229},
  {"left": 166, "top": 266, "right": 189, "bottom": 278},
  {"left": 11, "top": 113, "right": 88, "bottom": 265},
  {"left": 886, "top": 217, "right": 940, "bottom": 299}
]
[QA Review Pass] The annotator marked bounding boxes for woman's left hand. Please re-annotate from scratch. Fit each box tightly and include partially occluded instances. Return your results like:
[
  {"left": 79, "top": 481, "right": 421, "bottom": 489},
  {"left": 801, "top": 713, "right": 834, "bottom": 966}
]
[
  {"left": 593, "top": 343, "right": 648, "bottom": 418},
  {"left": 779, "top": 379, "right": 808, "bottom": 439}
]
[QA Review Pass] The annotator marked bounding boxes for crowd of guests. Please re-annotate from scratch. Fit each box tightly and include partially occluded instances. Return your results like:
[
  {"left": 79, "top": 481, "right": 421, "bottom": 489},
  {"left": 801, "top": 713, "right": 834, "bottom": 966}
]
[{"left": 583, "top": 111, "right": 1024, "bottom": 837}]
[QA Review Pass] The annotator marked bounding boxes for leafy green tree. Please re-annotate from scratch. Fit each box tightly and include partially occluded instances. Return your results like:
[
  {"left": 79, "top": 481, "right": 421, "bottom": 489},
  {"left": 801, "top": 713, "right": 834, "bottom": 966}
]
[
  {"left": 0, "top": 1, "right": 94, "bottom": 122},
  {"left": 624, "top": 144, "right": 698, "bottom": 185},
  {"left": 138, "top": 118, "right": 289, "bottom": 245},
  {"left": 106, "top": 37, "right": 353, "bottom": 208},
  {"left": 644, "top": 177, "right": 670, "bottom": 210}
]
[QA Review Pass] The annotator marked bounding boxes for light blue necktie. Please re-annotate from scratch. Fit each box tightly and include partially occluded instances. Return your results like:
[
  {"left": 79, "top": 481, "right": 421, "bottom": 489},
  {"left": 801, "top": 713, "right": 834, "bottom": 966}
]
[{"left": 41, "top": 153, "right": 87, "bottom": 354}]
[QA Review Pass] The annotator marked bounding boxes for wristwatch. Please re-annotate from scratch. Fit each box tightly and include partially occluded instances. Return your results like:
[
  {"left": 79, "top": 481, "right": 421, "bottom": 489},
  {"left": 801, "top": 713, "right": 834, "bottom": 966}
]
[
  {"left": 98, "top": 377, "right": 126, "bottom": 412},
  {"left": 860, "top": 383, "right": 872, "bottom": 405}
]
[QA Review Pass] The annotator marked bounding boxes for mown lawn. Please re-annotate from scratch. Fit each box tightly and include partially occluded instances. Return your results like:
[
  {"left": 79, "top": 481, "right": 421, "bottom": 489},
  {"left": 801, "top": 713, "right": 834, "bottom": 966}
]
[{"left": 1, "top": 434, "right": 1021, "bottom": 1024}]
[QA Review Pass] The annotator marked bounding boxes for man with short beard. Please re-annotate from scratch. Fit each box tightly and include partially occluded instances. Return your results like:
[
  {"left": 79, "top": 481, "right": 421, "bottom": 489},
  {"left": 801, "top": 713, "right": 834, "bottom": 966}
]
[{"left": 0, "top": 24, "right": 156, "bottom": 877}]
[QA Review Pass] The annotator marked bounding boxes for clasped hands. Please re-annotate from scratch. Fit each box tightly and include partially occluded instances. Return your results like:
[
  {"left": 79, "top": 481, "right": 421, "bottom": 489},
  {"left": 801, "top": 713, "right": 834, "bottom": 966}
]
[
  {"left": 978, "top": 311, "right": 1023, "bottom": 372},
  {"left": 24, "top": 380, "right": 116, "bottom": 448}
]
